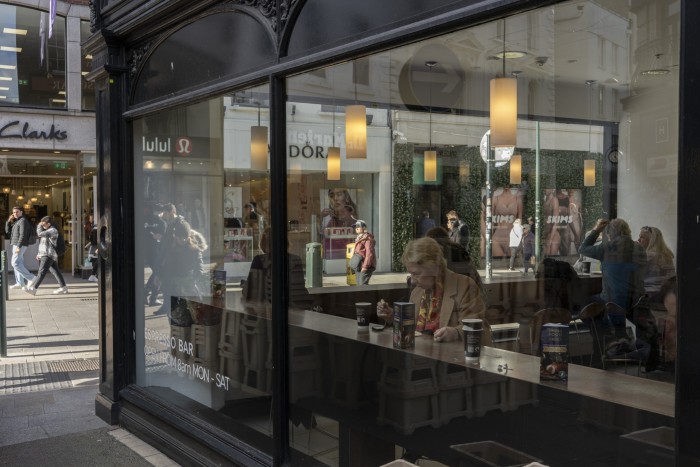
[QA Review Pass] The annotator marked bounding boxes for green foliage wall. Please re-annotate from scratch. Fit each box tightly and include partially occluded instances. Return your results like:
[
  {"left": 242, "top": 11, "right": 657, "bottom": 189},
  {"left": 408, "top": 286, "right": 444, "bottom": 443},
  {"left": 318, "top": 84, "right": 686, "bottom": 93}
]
[
  {"left": 391, "top": 143, "right": 416, "bottom": 271},
  {"left": 390, "top": 142, "right": 604, "bottom": 271}
]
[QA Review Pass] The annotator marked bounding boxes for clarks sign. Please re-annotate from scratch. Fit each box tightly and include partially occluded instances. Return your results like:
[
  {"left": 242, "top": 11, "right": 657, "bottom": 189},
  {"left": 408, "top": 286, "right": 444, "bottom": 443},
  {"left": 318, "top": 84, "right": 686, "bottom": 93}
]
[{"left": 0, "top": 120, "right": 68, "bottom": 141}]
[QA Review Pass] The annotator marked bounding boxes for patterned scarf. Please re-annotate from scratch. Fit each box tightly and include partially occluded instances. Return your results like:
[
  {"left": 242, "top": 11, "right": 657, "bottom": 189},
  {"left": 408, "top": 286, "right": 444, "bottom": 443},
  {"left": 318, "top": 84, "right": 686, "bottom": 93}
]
[{"left": 416, "top": 283, "right": 443, "bottom": 334}]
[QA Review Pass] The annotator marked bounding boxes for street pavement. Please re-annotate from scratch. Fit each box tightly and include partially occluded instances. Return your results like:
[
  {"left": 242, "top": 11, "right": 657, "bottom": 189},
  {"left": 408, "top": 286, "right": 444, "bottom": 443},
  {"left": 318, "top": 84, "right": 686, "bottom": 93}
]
[{"left": 0, "top": 274, "right": 180, "bottom": 467}]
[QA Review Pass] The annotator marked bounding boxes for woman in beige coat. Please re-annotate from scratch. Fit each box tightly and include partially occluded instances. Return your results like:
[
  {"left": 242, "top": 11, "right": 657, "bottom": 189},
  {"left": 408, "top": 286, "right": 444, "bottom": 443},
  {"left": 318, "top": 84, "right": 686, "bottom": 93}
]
[{"left": 377, "top": 237, "right": 491, "bottom": 345}]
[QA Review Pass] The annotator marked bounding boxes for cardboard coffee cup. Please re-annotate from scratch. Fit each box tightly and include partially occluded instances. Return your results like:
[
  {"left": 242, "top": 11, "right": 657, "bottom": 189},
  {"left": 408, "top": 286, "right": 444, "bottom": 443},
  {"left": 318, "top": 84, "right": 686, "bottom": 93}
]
[
  {"left": 581, "top": 261, "right": 591, "bottom": 274},
  {"left": 355, "top": 302, "right": 371, "bottom": 328},
  {"left": 462, "top": 318, "right": 483, "bottom": 361}
]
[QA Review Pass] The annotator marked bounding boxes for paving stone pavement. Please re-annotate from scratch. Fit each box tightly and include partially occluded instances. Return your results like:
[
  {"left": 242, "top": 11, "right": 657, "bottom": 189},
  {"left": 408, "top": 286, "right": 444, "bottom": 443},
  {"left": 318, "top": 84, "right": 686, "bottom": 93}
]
[{"left": 0, "top": 275, "right": 180, "bottom": 466}]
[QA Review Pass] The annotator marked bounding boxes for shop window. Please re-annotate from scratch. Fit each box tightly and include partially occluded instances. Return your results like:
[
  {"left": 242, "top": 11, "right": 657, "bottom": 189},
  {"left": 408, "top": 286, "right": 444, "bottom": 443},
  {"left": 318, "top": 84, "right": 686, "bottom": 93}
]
[
  {"left": 284, "top": 1, "right": 678, "bottom": 464},
  {"left": 133, "top": 84, "right": 279, "bottom": 456},
  {"left": 132, "top": 10, "right": 275, "bottom": 105},
  {"left": 0, "top": 4, "right": 66, "bottom": 108}
]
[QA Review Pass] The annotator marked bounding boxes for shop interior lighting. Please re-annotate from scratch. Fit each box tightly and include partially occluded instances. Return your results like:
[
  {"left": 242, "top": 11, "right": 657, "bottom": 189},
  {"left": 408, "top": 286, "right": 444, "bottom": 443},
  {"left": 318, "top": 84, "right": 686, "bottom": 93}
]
[
  {"left": 584, "top": 80, "right": 596, "bottom": 187},
  {"left": 0, "top": 64, "right": 16, "bottom": 70},
  {"left": 584, "top": 159, "right": 595, "bottom": 186},
  {"left": 490, "top": 19, "right": 518, "bottom": 148},
  {"left": 345, "top": 60, "right": 367, "bottom": 159},
  {"left": 0, "top": 46, "right": 22, "bottom": 53},
  {"left": 250, "top": 100, "right": 268, "bottom": 171},
  {"left": 510, "top": 154, "right": 522, "bottom": 184},
  {"left": 3, "top": 28, "right": 27, "bottom": 35},
  {"left": 327, "top": 104, "right": 341, "bottom": 180},
  {"left": 423, "top": 61, "right": 437, "bottom": 182}
]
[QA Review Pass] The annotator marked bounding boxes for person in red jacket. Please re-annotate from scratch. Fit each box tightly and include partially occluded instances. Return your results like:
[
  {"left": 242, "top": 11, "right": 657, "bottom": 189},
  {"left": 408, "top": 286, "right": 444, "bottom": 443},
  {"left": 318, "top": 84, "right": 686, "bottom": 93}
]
[{"left": 351, "top": 220, "right": 376, "bottom": 285}]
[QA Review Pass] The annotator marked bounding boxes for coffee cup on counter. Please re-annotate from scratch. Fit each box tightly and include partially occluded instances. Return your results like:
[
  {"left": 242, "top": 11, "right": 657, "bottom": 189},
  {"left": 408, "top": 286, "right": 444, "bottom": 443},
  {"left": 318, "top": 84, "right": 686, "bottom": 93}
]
[
  {"left": 462, "top": 318, "right": 483, "bottom": 362},
  {"left": 355, "top": 302, "right": 371, "bottom": 329}
]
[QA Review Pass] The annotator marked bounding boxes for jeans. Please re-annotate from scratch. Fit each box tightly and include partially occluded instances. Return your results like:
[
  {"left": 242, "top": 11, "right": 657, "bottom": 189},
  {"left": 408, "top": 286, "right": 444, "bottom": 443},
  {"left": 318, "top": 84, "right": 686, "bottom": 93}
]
[
  {"left": 509, "top": 247, "right": 520, "bottom": 269},
  {"left": 32, "top": 256, "right": 66, "bottom": 289},
  {"left": 11, "top": 245, "right": 35, "bottom": 286},
  {"left": 356, "top": 267, "right": 375, "bottom": 286}
]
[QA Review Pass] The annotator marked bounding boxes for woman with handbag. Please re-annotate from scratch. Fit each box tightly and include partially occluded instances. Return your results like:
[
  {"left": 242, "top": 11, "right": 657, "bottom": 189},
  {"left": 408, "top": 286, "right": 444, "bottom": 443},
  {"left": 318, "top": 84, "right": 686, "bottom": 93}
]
[{"left": 351, "top": 220, "right": 376, "bottom": 285}]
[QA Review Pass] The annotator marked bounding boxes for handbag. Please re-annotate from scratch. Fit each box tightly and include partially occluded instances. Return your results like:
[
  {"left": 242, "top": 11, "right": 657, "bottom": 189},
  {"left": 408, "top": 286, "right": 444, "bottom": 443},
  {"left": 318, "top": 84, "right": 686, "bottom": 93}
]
[{"left": 348, "top": 252, "right": 364, "bottom": 271}]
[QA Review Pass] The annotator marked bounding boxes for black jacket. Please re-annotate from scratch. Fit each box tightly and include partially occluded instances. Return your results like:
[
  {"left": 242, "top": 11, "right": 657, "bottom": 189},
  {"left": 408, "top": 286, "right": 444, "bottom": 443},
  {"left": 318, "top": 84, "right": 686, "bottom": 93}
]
[{"left": 5, "top": 216, "right": 34, "bottom": 247}]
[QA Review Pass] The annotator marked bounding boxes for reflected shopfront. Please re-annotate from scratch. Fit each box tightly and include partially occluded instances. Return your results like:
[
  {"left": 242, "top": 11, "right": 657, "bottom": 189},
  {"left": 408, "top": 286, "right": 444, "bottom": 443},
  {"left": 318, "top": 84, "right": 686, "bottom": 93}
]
[{"left": 87, "top": 0, "right": 699, "bottom": 466}]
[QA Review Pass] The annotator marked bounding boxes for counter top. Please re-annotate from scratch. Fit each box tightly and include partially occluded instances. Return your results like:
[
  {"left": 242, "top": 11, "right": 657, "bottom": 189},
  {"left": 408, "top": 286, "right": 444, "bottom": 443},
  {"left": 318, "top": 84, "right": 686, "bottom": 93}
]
[{"left": 289, "top": 309, "right": 674, "bottom": 418}]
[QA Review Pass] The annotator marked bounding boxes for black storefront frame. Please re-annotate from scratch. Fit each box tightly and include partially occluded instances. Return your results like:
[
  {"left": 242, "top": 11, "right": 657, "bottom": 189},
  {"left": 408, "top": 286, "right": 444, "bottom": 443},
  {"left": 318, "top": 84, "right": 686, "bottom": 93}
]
[{"left": 85, "top": 0, "right": 700, "bottom": 465}]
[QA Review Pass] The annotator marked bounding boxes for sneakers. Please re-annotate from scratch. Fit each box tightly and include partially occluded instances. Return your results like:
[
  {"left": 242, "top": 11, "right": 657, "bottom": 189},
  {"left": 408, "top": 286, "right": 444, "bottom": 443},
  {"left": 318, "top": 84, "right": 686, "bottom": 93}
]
[
  {"left": 10, "top": 284, "right": 23, "bottom": 290},
  {"left": 53, "top": 286, "right": 69, "bottom": 295},
  {"left": 88, "top": 275, "right": 98, "bottom": 282},
  {"left": 25, "top": 286, "right": 37, "bottom": 296}
]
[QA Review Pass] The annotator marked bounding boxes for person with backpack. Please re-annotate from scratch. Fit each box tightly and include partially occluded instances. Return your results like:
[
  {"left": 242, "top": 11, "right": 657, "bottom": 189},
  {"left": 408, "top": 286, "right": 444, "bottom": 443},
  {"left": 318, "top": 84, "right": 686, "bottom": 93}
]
[
  {"left": 25, "top": 216, "right": 68, "bottom": 295},
  {"left": 5, "top": 206, "right": 37, "bottom": 289}
]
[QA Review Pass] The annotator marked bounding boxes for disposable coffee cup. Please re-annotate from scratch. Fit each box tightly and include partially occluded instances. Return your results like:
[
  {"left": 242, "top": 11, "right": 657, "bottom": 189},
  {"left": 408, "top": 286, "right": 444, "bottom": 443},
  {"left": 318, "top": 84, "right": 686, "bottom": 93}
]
[
  {"left": 581, "top": 262, "right": 591, "bottom": 274},
  {"left": 355, "top": 302, "right": 371, "bottom": 328},
  {"left": 462, "top": 318, "right": 483, "bottom": 361}
]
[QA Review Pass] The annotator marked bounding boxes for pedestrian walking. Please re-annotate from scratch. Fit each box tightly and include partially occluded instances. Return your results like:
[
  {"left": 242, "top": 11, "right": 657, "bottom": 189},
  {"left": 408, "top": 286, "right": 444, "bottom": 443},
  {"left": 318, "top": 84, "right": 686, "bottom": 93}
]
[
  {"left": 5, "top": 206, "right": 36, "bottom": 289},
  {"left": 25, "top": 216, "right": 68, "bottom": 295}
]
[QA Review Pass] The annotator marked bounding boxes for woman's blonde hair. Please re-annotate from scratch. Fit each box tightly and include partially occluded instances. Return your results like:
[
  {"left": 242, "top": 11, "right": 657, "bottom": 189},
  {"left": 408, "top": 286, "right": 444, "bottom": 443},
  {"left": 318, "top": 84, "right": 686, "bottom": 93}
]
[
  {"left": 643, "top": 226, "right": 675, "bottom": 266},
  {"left": 401, "top": 237, "right": 446, "bottom": 272},
  {"left": 605, "top": 218, "right": 631, "bottom": 239}
]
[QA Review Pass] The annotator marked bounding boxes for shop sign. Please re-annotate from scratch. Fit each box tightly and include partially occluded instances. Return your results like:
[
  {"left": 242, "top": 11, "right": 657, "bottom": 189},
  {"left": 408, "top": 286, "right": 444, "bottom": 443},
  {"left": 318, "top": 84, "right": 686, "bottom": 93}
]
[
  {"left": 141, "top": 136, "right": 197, "bottom": 155},
  {"left": 287, "top": 129, "right": 336, "bottom": 159},
  {"left": 0, "top": 120, "right": 67, "bottom": 141}
]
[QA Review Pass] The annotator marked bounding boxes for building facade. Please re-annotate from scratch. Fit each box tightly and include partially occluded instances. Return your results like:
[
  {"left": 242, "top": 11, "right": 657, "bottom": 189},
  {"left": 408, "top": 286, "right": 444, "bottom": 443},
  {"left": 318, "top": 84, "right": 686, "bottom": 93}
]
[
  {"left": 86, "top": 0, "right": 699, "bottom": 465},
  {"left": 1, "top": 0, "right": 96, "bottom": 273}
]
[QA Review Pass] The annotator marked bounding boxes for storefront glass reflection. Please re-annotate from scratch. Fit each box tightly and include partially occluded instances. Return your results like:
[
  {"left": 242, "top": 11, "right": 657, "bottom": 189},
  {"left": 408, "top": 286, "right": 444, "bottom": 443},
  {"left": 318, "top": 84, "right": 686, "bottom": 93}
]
[
  {"left": 133, "top": 85, "right": 278, "bottom": 450},
  {"left": 285, "top": 1, "right": 678, "bottom": 464}
]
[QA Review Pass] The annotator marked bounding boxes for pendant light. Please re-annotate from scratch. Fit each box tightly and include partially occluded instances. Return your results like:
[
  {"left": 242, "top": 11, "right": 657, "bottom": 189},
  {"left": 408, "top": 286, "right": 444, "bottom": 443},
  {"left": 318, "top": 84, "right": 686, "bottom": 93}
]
[
  {"left": 345, "top": 60, "right": 367, "bottom": 159},
  {"left": 490, "top": 19, "right": 518, "bottom": 148},
  {"left": 424, "top": 61, "right": 437, "bottom": 182},
  {"left": 510, "top": 154, "right": 522, "bottom": 184},
  {"left": 2, "top": 186, "right": 9, "bottom": 194},
  {"left": 327, "top": 105, "right": 341, "bottom": 180},
  {"left": 584, "top": 80, "right": 596, "bottom": 186},
  {"left": 250, "top": 100, "right": 268, "bottom": 171}
]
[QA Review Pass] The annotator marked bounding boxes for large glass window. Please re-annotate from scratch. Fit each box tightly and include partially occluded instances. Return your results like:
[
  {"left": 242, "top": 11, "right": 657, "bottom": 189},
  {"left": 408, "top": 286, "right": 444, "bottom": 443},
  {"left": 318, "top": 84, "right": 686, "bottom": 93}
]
[
  {"left": 134, "top": 85, "right": 276, "bottom": 452},
  {"left": 0, "top": 4, "right": 67, "bottom": 108},
  {"left": 80, "top": 20, "right": 94, "bottom": 111},
  {"left": 285, "top": 1, "right": 678, "bottom": 465}
]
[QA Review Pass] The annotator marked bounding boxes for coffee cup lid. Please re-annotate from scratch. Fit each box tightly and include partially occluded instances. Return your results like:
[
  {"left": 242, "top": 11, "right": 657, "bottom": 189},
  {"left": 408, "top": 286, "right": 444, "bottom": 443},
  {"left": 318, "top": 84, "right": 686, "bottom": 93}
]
[{"left": 462, "top": 318, "right": 483, "bottom": 331}]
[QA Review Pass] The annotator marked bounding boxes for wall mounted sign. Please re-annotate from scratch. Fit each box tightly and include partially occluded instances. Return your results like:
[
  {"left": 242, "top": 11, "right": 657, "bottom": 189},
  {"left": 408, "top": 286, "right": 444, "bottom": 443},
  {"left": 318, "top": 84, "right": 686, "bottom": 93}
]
[{"left": 0, "top": 120, "right": 67, "bottom": 141}]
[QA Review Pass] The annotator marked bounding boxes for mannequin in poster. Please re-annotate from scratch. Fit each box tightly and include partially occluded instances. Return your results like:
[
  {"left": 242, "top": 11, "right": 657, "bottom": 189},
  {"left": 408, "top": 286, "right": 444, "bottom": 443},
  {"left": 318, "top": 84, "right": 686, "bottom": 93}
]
[
  {"left": 544, "top": 189, "right": 583, "bottom": 256},
  {"left": 483, "top": 187, "right": 523, "bottom": 257},
  {"left": 320, "top": 188, "right": 359, "bottom": 260},
  {"left": 321, "top": 188, "right": 358, "bottom": 229}
]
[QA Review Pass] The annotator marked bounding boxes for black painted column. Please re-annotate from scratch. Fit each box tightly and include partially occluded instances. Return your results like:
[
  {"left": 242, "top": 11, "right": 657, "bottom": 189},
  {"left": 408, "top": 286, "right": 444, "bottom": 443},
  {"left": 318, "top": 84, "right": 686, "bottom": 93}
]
[
  {"left": 84, "top": 32, "right": 135, "bottom": 425},
  {"left": 677, "top": 0, "right": 700, "bottom": 463}
]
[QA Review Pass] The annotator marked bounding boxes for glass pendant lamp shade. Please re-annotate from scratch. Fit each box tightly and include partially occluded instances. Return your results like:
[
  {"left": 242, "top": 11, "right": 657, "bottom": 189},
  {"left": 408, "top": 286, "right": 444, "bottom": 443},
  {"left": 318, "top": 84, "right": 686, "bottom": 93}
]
[
  {"left": 510, "top": 154, "right": 522, "bottom": 184},
  {"left": 424, "top": 150, "right": 437, "bottom": 182},
  {"left": 327, "top": 147, "right": 341, "bottom": 180},
  {"left": 250, "top": 125, "right": 268, "bottom": 171},
  {"left": 345, "top": 104, "right": 366, "bottom": 159},
  {"left": 584, "top": 159, "right": 596, "bottom": 186},
  {"left": 490, "top": 77, "right": 517, "bottom": 147}
]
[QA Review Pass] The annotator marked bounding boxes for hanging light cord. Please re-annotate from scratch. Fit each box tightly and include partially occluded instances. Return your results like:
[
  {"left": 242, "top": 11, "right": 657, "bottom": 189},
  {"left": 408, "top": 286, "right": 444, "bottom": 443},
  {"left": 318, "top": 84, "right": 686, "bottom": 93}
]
[
  {"left": 502, "top": 19, "right": 507, "bottom": 77},
  {"left": 426, "top": 61, "right": 437, "bottom": 149}
]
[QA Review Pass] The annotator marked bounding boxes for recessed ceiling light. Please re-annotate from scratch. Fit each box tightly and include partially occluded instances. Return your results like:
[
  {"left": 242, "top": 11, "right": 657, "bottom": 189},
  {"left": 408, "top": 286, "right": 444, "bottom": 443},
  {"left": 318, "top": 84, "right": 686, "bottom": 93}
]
[
  {"left": 495, "top": 51, "right": 526, "bottom": 59},
  {"left": 3, "top": 28, "right": 28, "bottom": 35},
  {"left": 0, "top": 64, "right": 16, "bottom": 70},
  {"left": 0, "top": 77, "right": 12, "bottom": 81},
  {"left": 0, "top": 46, "right": 22, "bottom": 53},
  {"left": 0, "top": 87, "right": 9, "bottom": 91},
  {"left": 641, "top": 69, "right": 670, "bottom": 76}
]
